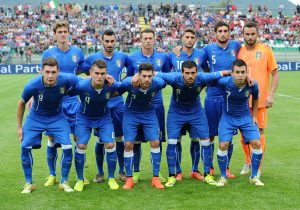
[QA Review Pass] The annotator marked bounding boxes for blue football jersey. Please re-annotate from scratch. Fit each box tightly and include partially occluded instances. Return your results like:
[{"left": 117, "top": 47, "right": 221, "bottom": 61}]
[
  {"left": 118, "top": 76, "right": 166, "bottom": 112},
  {"left": 168, "top": 48, "right": 208, "bottom": 72},
  {"left": 217, "top": 77, "right": 259, "bottom": 117},
  {"left": 203, "top": 40, "right": 241, "bottom": 97},
  {"left": 127, "top": 49, "right": 170, "bottom": 104},
  {"left": 21, "top": 73, "right": 79, "bottom": 117},
  {"left": 69, "top": 78, "right": 119, "bottom": 119},
  {"left": 80, "top": 50, "right": 131, "bottom": 108},
  {"left": 157, "top": 71, "right": 223, "bottom": 113}
]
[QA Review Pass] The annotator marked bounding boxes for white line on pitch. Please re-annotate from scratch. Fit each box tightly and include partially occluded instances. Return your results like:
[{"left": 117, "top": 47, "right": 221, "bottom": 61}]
[{"left": 276, "top": 93, "right": 300, "bottom": 101}]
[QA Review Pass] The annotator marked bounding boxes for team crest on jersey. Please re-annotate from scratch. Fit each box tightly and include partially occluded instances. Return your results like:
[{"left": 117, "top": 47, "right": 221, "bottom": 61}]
[
  {"left": 116, "top": 60, "right": 121, "bottom": 68},
  {"left": 231, "top": 50, "right": 236, "bottom": 57},
  {"left": 244, "top": 90, "right": 250, "bottom": 97},
  {"left": 256, "top": 52, "right": 262, "bottom": 60},
  {"left": 106, "top": 92, "right": 110, "bottom": 99},
  {"left": 156, "top": 59, "right": 162, "bottom": 67},
  {"left": 72, "top": 55, "right": 78, "bottom": 62},
  {"left": 194, "top": 58, "right": 200, "bottom": 65},
  {"left": 60, "top": 86, "right": 66, "bottom": 94}
]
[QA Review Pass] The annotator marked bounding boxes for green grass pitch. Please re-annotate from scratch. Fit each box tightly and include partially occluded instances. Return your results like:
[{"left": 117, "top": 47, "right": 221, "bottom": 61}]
[{"left": 0, "top": 72, "right": 299, "bottom": 210}]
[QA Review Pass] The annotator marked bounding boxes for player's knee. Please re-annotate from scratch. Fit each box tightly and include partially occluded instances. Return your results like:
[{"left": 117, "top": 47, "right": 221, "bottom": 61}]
[
  {"left": 48, "top": 136, "right": 54, "bottom": 142},
  {"left": 150, "top": 140, "right": 160, "bottom": 148},
  {"left": 219, "top": 142, "right": 229, "bottom": 151},
  {"left": 125, "top": 142, "right": 134, "bottom": 151},
  {"left": 105, "top": 143, "right": 115, "bottom": 150},
  {"left": 250, "top": 140, "right": 261, "bottom": 149},
  {"left": 77, "top": 144, "right": 87, "bottom": 150}
]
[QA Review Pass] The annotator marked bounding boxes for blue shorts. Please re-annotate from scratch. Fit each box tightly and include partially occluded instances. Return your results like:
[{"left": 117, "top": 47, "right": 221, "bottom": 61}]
[
  {"left": 205, "top": 97, "right": 223, "bottom": 137},
  {"left": 123, "top": 109, "right": 159, "bottom": 142},
  {"left": 109, "top": 104, "right": 124, "bottom": 137},
  {"left": 167, "top": 108, "right": 209, "bottom": 139},
  {"left": 75, "top": 114, "right": 115, "bottom": 145},
  {"left": 21, "top": 114, "right": 71, "bottom": 148},
  {"left": 218, "top": 114, "right": 260, "bottom": 144}
]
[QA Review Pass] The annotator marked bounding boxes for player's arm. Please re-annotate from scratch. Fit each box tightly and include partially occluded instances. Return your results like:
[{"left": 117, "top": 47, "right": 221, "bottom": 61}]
[
  {"left": 201, "top": 70, "right": 231, "bottom": 85},
  {"left": 17, "top": 99, "right": 26, "bottom": 143},
  {"left": 75, "top": 50, "right": 87, "bottom": 75},
  {"left": 77, "top": 56, "right": 92, "bottom": 75},
  {"left": 266, "top": 68, "right": 279, "bottom": 108},
  {"left": 251, "top": 82, "right": 260, "bottom": 125},
  {"left": 155, "top": 72, "right": 177, "bottom": 85}
]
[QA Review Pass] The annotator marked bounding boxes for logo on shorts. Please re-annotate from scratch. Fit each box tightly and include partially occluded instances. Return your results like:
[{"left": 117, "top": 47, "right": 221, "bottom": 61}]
[
  {"left": 116, "top": 60, "right": 121, "bottom": 68},
  {"left": 256, "top": 52, "right": 262, "bottom": 60},
  {"left": 244, "top": 90, "right": 250, "bottom": 97},
  {"left": 231, "top": 50, "right": 236, "bottom": 57},
  {"left": 194, "top": 58, "right": 200, "bottom": 65},
  {"left": 72, "top": 55, "right": 78, "bottom": 62},
  {"left": 156, "top": 59, "right": 162, "bottom": 67},
  {"left": 60, "top": 86, "right": 66, "bottom": 94}
]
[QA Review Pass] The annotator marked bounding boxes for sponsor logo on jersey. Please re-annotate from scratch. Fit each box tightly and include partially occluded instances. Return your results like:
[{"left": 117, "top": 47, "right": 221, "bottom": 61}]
[
  {"left": 106, "top": 92, "right": 110, "bottom": 99},
  {"left": 244, "top": 90, "right": 250, "bottom": 97},
  {"left": 60, "top": 86, "right": 66, "bottom": 94},
  {"left": 231, "top": 50, "right": 236, "bottom": 57},
  {"left": 194, "top": 58, "right": 200, "bottom": 65}
]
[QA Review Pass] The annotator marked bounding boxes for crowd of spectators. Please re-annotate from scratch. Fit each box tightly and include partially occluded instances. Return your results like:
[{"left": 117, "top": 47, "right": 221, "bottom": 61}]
[{"left": 0, "top": 2, "right": 299, "bottom": 63}]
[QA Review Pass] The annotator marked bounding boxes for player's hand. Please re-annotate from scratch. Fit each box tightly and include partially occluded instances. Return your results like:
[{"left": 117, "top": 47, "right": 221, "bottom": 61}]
[
  {"left": 26, "top": 97, "right": 33, "bottom": 110},
  {"left": 252, "top": 116, "right": 258, "bottom": 125},
  {"left": 221, "top": 70, "right": 231, "bottom": 76},
  {"left": 105, "top": 75, "right": 115, "bottom": 86},
  {"left": 173, "top": 46, "right": 182, "bottom": 57},
  {"left": 17, "top": 127, "right": 23, "bottom": 143},
  {"left": 246, "top": 75, "right": 255, "bottom": 86},
  {"left": 156, "top": 47, "right": 165, "bottom": 52},
  {"left": 131, "top": 73, "right": 140, "bottom": 88},
  {"left": 265, "top": 95, "right": 274, "bottom": 108}
]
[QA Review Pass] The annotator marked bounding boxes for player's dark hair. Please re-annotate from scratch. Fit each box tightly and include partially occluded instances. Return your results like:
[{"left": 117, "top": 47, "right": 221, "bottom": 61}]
[
  {"left": 92, "top": 59, "right": 107, "bottom": 70},
  {"left": 181, "top": 60, "right": 197, "bottom": 72},
  {"left": 232, "top": 59, "right": 247, "bottom": 71},
  {"left": 53, "top": 20, "right": 69, "bottom": 33},
  {"left": 102, "top": 29, "right": 115, "bottom": 39},
  {"left": 214, "top": 21, "right": 230, "bottom": 32},
  {"left": 141, "top": 28, "right": 155, "bottom": 38},
  {"left": 138, "top": 62, "right": 154, "bottom": 73},
  {"left": 243, "top": 22, "right": 258, "bottom": 33},
  {"left": 42, "top": 57, "right": 58, "bottom": 69}
]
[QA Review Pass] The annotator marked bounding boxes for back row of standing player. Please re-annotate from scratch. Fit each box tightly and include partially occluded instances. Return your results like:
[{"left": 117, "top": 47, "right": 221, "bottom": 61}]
[{"left": 18, "top": 19, "right": 279, "bottom": 192}]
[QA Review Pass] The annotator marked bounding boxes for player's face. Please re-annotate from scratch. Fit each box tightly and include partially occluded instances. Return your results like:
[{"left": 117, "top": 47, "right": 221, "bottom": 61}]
[
  {"left": 182, "top": 67, "right": 197, "bottom": 86},
  {"left": 182, "top": 32, "right": 197, "bottom": 49},
  {"left": 216, "top": 26, "right": 230, "bottom": 44},
  {"left": 54, "top": 26, "right": 69, "bottom": 44},
  {"left": 243, "top": 27, "right": 258, "bottom": 46},
  {"left": 42, "top": 66, "right": 59, "bottom": 87},
  {"left": 232, "top": 65, "right": 247, "bottom": 86},
  {"left": 102, "top": 35, "right": 116, "bottom": 53},
  {"left": 91, "top": 66, "right": 107, "bottom": 87},
  {"left": 139, "top": 70, "right": 153, "bottom": 89},
  {"left": 141, "top": 32, "right": 155, "bottom": 50}
]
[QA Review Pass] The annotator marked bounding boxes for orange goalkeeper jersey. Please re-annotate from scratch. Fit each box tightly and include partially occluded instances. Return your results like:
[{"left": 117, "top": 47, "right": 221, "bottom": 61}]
[{"left": 238, "top": 43, "right": 278, "bottom": 108}]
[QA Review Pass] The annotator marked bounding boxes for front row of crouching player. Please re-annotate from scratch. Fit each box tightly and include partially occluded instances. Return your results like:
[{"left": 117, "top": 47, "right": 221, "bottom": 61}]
[{"left": 17, "top": 58, "right": 263, "bottom": 193}]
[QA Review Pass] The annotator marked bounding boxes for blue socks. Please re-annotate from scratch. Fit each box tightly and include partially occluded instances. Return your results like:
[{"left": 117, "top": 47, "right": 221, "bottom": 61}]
[
  {"left": 47, "top": 140, "right": 57, "bottom": 176},
  {"left": 251, "top": 149, "right": 263, "bottom": 178},
  {"left": 217, "top": 149, "right": 228, "bottom": 178},
  {"left": 166, "top": 139, "right": 177, "bottom": 175},
  {"left": 106, "top": 147, "right": 117, "bottom": 178},
  {"left": 151, "top": 147, "right": 161, "bottom": 176},
  {"left": 133, "top": 143, "right": 141, "bottom": 172},
  {"left": 75, "top": 148, "right": 86, "bottom": 181},
  {"left": 201, "top": 140, "right": 212, "bottom": 174},
  {"left": 61, "top": 147, "right": 73, "bottom": 183},
  {"left": 124, "top": 151, "right": 134, "bottom": 177},
  {"left": 115, "top": 139, "right": 125, "bottom": 173},
  {"left": 227, "top": 143, "right": 234, "bottom": 169},
  {"left": 95, "top": 141, "right": 105, "bottom": 176},
  {"left": 190, "top": 140, "right": 200, "bottom": 172},
  {"left": 21, "top": 147, "right": 33, "bottom": 184},
  {"left": 176, "top": 141, "right": 182, "bottom": 173}
]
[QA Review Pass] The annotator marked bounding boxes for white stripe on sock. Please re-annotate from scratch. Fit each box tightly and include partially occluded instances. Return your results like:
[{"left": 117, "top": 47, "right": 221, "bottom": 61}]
[
  {"left": 168, "top": 139, "right": 177, "bottom": 144},
  {"left": 124, "top": 150, "right": 133, "bottom": 157},
  {"left": 76, "top": 148, "right": 86, "bottom": 154},
  {"left": 61, "top": 144, "right": 72, "bottom": 150},
  {"left": 150, "top": 147, "right": 160, "bottom": 153},
  {"left": 252, "top": 148, "right": 262, "bottom": 154},
  {"left": 106, "top": 146, "right": 116, "bottom": 153},
  {"left": 48, "top": 140, "right": 55, "bottom": 147},
  {"left": 217, "top": 149, "right": 228, "bottom": 156},
  {"left": 200, "top": 139, "right": 210, "bottom": 146}
]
